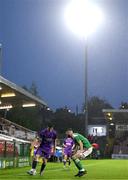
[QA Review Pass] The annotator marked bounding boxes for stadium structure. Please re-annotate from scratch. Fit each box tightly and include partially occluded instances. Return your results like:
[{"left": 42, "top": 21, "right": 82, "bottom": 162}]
[
  {"left": 0, "top": 75, "right": 48, "bottom": 168},
  {"left": 103, "top": 109, "right": 128, "bottom": 159},
  {"left": 83, "top": 108, "right": 128, "bottom": 159}
]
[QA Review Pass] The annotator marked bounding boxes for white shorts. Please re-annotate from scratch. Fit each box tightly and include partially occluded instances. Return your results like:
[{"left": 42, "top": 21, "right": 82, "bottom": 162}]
[{"left": 78, "top": 147, "right": 93, "bottom": 159}]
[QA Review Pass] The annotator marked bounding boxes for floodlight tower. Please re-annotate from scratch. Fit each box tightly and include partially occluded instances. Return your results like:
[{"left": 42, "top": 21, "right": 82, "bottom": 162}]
[{"left": 64, "top": 0, "right": 104, "bottom": 136}]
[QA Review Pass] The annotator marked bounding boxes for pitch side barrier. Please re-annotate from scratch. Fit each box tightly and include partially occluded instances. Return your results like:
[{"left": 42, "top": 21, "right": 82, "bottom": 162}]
[
  {"left": 0, "top": 136, "right": 31, "bottom": 169},
  {"left": 112, "top": 154, "right": 128, "bottom": 159},
  {"left": 0, "top": 157, "right": 31, "bottom": 169}
]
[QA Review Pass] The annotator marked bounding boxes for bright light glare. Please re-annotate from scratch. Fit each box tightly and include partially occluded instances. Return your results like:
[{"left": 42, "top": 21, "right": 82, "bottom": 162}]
[
  {"left": 22, "top": 103, "right": 36, "bottom": 107},
  {"left": 64, "top": 0, "right": 104, "bottom": 38},
  {"left": 0, "top": 105, "right": 13, "bottom": 109},
  {"left": 1, "top": 93, "right": 16, "bottom": 97}
]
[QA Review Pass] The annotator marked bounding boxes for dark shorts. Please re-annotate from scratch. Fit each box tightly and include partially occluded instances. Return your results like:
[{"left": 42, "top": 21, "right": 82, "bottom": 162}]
[
  {"left": 64, "top": 149, "right": 72, "bottom": 157},
  {"left": 35, "top": 147, "right": 51, "bottom": 159}
]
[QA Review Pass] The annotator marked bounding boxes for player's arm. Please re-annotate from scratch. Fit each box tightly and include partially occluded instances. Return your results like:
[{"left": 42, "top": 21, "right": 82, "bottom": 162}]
[
  {"left": 63, "top": 139, "right": 67, "bottom": 148},
  {"left": 78, "top": 140, "right": 83, "bottom": 151},
  {"left": 54, "top": 139, "right": 57, "bottom": 149},
  {"left": 75, "top": 136, "right": 83, "bottom": 151},
  {"left": 62, "top": 143, "right": 66, "bottom": 148},
  {"left": 62, "top": 142, "right": 67, "bottom": 154},
  {"left": 72, "top": 143, "right": 75, "bottom": 150},
  {"left": 52, "top": 135, "right": 57, "bottom": 153}
]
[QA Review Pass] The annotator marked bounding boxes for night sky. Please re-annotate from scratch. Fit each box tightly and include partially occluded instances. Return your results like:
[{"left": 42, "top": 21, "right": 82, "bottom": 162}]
[{"left": 0, "top": 0, "right": 128, "bottom": 112}]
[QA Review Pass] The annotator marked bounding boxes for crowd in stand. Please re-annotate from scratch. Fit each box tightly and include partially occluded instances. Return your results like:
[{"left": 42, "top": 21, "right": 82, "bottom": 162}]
[
  {"left": 0, "top": 117, "right": 35, "bottom": 140},
  {"left": 113, "top": 132, "right": 128, "bottom": 155}
]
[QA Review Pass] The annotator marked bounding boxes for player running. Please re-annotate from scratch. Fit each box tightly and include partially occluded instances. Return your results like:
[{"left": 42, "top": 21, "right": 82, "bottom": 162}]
[
  {"left": 62, "top": 135, "right": 74, "bottom": 168},
  {"left": 27, "top": 123, "right": 57, "bottom": 176},
  {"left": 66, "top": 128, "right": 93, "bottom": 177}
]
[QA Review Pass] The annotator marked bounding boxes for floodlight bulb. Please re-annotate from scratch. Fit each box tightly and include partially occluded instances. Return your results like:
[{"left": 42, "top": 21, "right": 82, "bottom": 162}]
[{"left": 64, "top": 0, "right": 104, "bottom": 38}]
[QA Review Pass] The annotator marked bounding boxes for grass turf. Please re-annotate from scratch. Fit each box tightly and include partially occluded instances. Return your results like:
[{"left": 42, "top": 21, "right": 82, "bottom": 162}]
[{"left": 0, "top": 159, "right": 128, "bottom": 179}]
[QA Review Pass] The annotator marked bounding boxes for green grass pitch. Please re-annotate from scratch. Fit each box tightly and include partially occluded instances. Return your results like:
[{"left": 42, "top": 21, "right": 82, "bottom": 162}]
[{"left": 0, "top": 159, "right": 128, "bottom": 179}]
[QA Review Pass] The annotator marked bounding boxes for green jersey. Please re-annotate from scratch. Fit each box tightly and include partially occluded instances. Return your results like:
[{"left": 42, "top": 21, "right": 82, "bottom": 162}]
[{"left": 73, "top": 133, "right": 92, "bottom": 149}]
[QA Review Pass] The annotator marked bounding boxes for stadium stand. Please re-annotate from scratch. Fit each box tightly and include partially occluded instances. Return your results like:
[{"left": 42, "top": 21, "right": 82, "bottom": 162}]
[
  {"left": 112, "top": 136, "right": 128, "bottom": 158},
  {"left": 102, "top": 109, "right": 128, "bottom": 158},
  {"left": 0, "top": 117, "right": 36, "bottom": 140},
  {"left": 0, "top": 70, "right": 48, "bottom": 168},
  {"left": 0, "top": 117, "right": 36, "bottom": 168},
  {"left": 0, "top": 75, "right": 48, "bottom": 141}
]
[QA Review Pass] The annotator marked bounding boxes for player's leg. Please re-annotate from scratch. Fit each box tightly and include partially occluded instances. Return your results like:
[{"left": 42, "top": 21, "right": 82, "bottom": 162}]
[
  {"left": 67, "top": 153, "right": 71, "bottom": 166},
  {"left": 27, "top": 147, "right": 42, "bottom": 175},
  {"left": 30, "top": 148, "right": 34, "bottom": 165},
  {"left": 68, "top": 157, "right": 71, "bottom": 166},
  {"left": 40, "top": 150, "right": 51, "bottom": 176},
  {"left": 82, "top": 147, "right": 93, "bottom": 158},
  {"left": 72, "top": 151, "right": 86, "bottom": 177},
  {"left": 40, "top": 157, "right": 48, "bottom": 175},
  {"left": 27, "top": 154, "right": 40, "bottom": 175},
  {"left": 31, "top": 147, "right": 44, "bottom": 174},
  {"left": 63, "top": 154, "right": 67, "bottom": 167},
  {"left": 76, "top": 147, "right": 93, "bottom": 177}
]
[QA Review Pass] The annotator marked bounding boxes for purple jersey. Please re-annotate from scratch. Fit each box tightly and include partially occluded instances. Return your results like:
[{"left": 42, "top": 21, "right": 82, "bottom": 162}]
[
  {"left": 39, "top": 128, "right": 57, "bottom": 151},
  {"left": 63, "top": 137, "right": 74, "bottom": 156},
  {"left": 36, "top": 128, "right": 57, "bottom": 159}
]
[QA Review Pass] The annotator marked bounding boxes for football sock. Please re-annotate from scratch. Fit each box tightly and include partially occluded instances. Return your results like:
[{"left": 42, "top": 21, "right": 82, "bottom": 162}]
[
  {"left": 63, "top": 159, "right": 66, "bottom": 166},
  {"left": 32, "top": 160, "right": 37, "bottom": 169},
  {"left": 73, "top": 158, "right": 84, "bottom": 171},
  {"left": 68, "top": 159, "right": 71, "bottom": 166},
  {"left": 40, "top": 163, "right": 46, "bottom": 174}
]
